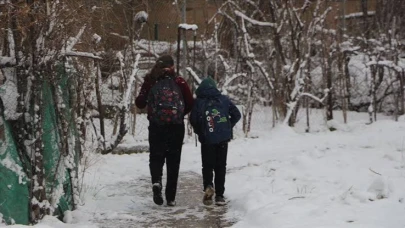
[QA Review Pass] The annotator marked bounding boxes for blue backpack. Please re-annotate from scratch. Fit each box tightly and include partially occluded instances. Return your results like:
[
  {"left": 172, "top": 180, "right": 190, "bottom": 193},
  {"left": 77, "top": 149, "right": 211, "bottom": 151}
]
[
  {"left": 148, "top": 76, "right": 185, "bottom": 125},
  {"left": 199, "top": 97, "right": 232, "bottom": 144}
]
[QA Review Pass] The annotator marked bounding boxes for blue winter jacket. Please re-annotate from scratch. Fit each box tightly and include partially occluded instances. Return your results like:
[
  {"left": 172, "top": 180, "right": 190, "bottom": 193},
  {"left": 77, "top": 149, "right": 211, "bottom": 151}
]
[{"left": 190, "top": 78, "right": 241, "bottom": 144}]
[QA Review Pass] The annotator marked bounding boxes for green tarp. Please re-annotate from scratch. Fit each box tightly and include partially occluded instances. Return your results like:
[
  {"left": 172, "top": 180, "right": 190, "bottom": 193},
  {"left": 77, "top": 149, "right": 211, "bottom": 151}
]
[
  {"left": 0, "top": 67, "right": 78, "bottom": 225},
  {"left": 0, "top": 118, "right": 30, "bottom": 225}
]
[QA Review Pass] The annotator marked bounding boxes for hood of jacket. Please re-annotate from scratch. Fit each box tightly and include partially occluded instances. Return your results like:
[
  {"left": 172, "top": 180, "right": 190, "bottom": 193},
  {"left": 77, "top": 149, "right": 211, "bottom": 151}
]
[{"left": 195, "top": 77, "right": 221, "bottom": 98}]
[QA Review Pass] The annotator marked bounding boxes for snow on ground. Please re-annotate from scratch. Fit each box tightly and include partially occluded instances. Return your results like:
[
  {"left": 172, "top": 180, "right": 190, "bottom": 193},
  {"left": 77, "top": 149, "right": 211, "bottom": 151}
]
[
  {"left": 3, "top": 108, "right": 405, "bottom": 227},
  {"left": 226, "top": 121, "right": 405, "bottom": 228}
]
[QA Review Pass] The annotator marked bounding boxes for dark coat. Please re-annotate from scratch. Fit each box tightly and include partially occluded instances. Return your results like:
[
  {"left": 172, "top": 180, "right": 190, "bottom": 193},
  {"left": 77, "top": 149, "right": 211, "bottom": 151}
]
[{"left": 190, "top": 78, "right": 241, "bottom": 144}]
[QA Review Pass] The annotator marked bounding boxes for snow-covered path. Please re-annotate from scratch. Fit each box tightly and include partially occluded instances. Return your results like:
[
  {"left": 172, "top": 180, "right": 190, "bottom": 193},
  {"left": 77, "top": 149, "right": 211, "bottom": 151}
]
[
  {"left": 88, "top": 172, "right": 234, "bottom": 227},
  {"left": 78, "top": 153, "right": 236, "bottom": 228},
  {"left": 29, "top": 112, "right": 405, "bottom": 228}
]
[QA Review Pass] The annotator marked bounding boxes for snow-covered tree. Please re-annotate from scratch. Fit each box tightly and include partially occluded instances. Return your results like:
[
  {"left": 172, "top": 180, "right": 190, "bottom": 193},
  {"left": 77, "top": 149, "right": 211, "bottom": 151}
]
[
  {"left": 206, "top": 0, "right": 333, "bottom": 129},
  {"left": 0, "top": 0, "right": 108, "bottom": 223},
  {"left": 203, "top": 0, "right": 405, "bottom": 130}
]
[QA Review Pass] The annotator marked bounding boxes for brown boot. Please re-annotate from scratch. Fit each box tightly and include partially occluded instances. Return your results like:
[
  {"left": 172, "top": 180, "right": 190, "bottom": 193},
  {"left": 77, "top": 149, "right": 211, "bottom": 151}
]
[{"left": 202, "top": 185, "right": 215, "bottom": 205}]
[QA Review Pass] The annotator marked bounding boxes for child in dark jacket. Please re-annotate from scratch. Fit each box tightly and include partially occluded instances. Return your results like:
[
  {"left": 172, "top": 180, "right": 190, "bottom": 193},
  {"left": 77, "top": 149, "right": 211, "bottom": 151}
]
[{"left": 190, "top": 77, "right": 241, "bottom": 206}]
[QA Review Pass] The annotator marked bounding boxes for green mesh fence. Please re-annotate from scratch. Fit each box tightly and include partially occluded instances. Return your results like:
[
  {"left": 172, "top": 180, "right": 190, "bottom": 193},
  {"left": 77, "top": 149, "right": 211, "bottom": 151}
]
[
  {"left": 42, "top": 79, "right": 76, "bottom": 220},
  {"left": 0, "top": 65, "right": 79, "bottom": 225}
]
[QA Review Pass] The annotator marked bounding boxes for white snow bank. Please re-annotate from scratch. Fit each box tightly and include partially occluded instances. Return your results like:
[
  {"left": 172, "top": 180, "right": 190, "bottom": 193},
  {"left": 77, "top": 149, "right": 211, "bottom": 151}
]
[{"left": 225, "top": 117, "right": 405, "bottom": 228}]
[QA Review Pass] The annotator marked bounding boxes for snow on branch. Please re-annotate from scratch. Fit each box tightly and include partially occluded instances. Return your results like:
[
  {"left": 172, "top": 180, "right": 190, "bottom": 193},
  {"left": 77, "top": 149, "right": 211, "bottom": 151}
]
[
  {"left": 0, "top": 154, "right": 27, "bottom": 184},
  {"left": 103, "top": 53, "right": 141, "bottom": 154},
  {"left": 93, "top": 33, "right": 102, "bottom": 44},
  {"left": 218, "top": 10, "right": 240, "bottom": 30},
  {"left": 110, "top": 32, "right": 129, "bottom": 40},
  {"left": 300, "top": 0, "right": 312, "bottom": 11},
  {"left": 135, "top": 71, "right": 144, "bottom": 84},
  {"left": 208, "top": 0, "right": 241, "bottom": 24},
  {"left": 301, "top": 92, "right": 328, "bottom": 104},
  {"left": 66, "top": 25, "right": 86, "bottom": 51},
  {"left": 64, "top": 51, "right": 102, "bottom": 60},
  {"left": 110, "top": 33, "right": 158, "bottom": 58},
  {"left": 7, "top": 28, "right": 15, "bottom": 60},
  {"left": 0, "top": 28, "right": 16, "bottom": 67},
  {"left": 122, "top": 53, "right": 141, "bottom": 109},
  {"left": 186, "top": 67, "right": 202, "bottom": 84},
  {"left": 234, "top": 10, "right": 276, "bottom": 28},
  {"left": 46, "top": 1, "right": 59, "bottom": 36},
  {"left": 134, "top": 11, "right": 148, "bottom": 23},
  {"left": 245, "top": 0, "right": 267, "bottom": 19},
  {"left": 320, "top": 6, "right": 332, "bottom": 21},
  {"left": 0, "top": 56, "right": 16, "bottom": 67},
  {"left": 179, "top": 23, "right": 198, "bottom": 31},
  {"left": 253, "top": 60, "right": 274, "bottom": 89},
  {"left": 218, "top": 55, "right": 230, "bottom": 71},
  {"left": 336, "top": 11, "right": 376, "bottom": 20},
  {"left": 222, "top": 73, "right": 246, "bottom": 90},
  {"left": 240, "top": 17, "right": 253, "bottom": 58},
  {"left": 366, "top": 60, "right": 404, "bottom": 73},
  {"left": 312, "top": 7, "right": 334, "bottom": 36},
  {"left": 315, "top": 25, "right": 336, "bottom": 36}
]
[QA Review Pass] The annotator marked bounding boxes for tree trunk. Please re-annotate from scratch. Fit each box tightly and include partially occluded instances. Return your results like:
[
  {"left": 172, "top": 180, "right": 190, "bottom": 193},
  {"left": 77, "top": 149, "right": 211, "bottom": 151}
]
[
  {"left": 345, "top": 56, "right": 351, "bottom": 109},
  {"left": 361, "top": 0, "right": 369, "bottom": 39},
  {"left": 243, "top": 72, "right": 254, "bottom": 137},
  {"left": 369, "top": 65, "right": 377, "bottom": 123},
  {"left": 339, "top": 53, "right": 348, "bottom": 124},
  {"left": 132, "top": 82, "right": 138, "bottom": 135},
  {"left": 95, "top": 61, "right": 105, "bottom": 150},
  {"left": 305, "top": 57, "right": 312, "bottom": 132},
  {"left": 400, "top": 70, "right": 405, "bottom": 116},
  {"left": 326, "top": 60, "right": 333, "bottom": 121},
  {"left": 30, "top": 68, "right": 49, "bottom": 223},
  {"left": 9, "top": 0, "right": 31, "bottom": 177}
]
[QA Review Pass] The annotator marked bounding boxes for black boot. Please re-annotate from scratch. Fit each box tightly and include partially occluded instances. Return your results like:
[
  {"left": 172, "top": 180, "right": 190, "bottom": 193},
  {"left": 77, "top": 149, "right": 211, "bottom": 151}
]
[
  {"left": 167, "top": 200, "right": 176, "bottom": 206},
  {"left": 152, "top": 183, "right": 163, "bottom": 205},
  {"left": 215, "top": 195, "right": 226, "bottom": 206}
]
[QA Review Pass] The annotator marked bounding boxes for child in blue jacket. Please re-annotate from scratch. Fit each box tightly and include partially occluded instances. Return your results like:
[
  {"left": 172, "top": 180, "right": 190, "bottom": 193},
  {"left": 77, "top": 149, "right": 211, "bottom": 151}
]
[{"left": 190, "top": 77, "right": 241, "bottom": 206}]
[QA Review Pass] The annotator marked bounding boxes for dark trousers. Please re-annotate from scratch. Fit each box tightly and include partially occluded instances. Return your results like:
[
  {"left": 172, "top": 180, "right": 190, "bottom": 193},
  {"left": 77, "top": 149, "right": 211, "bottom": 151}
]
[
  {"left": 149, "top": 123, "right": 185, "bottom": 202},
  {"left": 201, "top": 142, "right": 228, "bottom": 197}
]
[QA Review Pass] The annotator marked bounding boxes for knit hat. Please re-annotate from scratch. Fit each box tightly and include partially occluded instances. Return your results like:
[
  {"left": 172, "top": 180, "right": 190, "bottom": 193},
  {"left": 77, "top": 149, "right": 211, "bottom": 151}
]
[
  {"left": 156, "top": 55, "right": 174, "bottom": 68},
  {"left": 199, "top": 77, "right": 217, "bottom": 89},
  {"left": 195, "top": 77, "right": 218, "bottom": 97}
]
